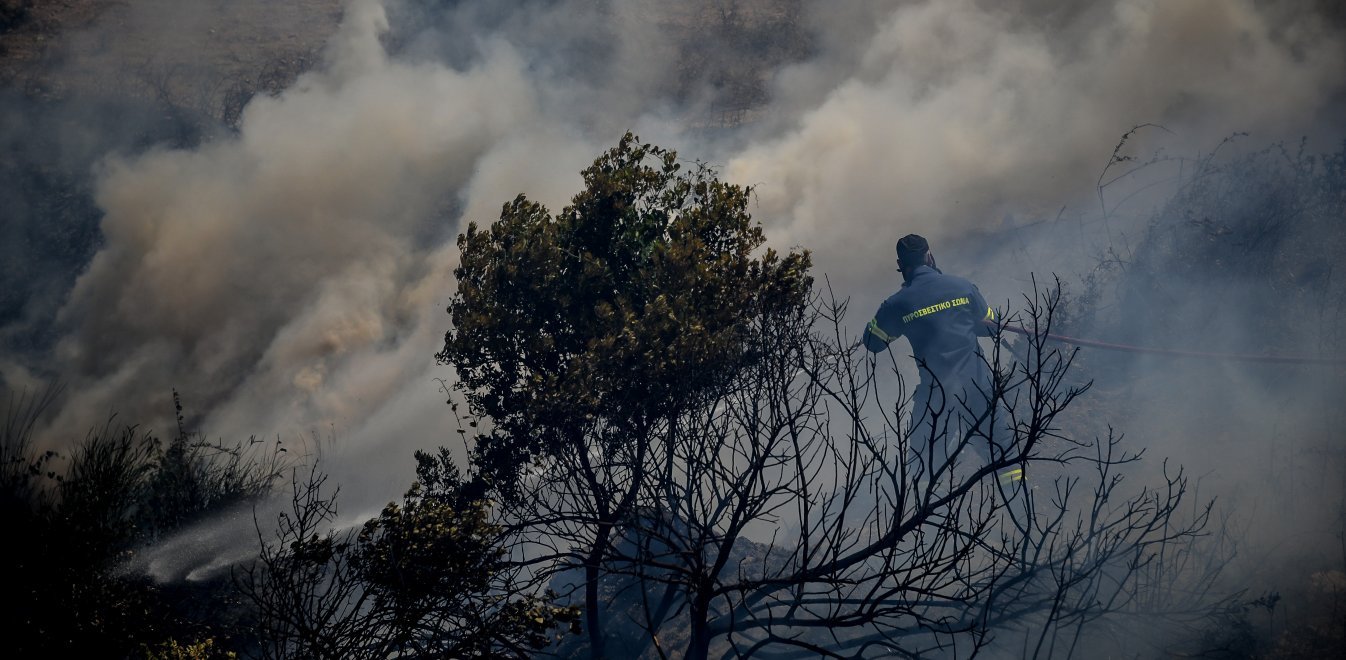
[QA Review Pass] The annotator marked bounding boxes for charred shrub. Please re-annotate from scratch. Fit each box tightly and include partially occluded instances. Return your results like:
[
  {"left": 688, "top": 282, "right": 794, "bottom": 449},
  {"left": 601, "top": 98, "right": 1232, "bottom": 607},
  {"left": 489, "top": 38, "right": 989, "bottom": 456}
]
[{"left": 2, "top": 389, "right": 283, "bottom": 657}]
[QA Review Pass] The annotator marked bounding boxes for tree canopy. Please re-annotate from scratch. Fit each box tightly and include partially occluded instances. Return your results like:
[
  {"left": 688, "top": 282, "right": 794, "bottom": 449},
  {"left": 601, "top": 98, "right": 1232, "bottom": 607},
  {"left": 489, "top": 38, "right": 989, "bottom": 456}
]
[{"left": 439, "top": 132, "right": 812, "bottom": 495}]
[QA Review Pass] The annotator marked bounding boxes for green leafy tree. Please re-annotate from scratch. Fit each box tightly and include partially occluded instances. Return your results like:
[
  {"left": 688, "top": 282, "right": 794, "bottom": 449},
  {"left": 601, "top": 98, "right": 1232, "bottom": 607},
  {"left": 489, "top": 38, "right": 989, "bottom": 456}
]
[
  {"left": 440, "top": 131, "right": 811, "bottom": 494},
  {"left": 356, "top": 449, "right": 580, "bottom": 656},
  {"left": 438, "top": 132, "right": 811, "bottom": 655}
]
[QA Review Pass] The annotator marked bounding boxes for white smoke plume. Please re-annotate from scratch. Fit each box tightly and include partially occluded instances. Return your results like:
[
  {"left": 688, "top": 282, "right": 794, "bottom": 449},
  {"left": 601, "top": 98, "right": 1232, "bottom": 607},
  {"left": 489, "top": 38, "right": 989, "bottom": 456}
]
[{"left": 40, "top": 1, "right": 605, "bottom": 491}]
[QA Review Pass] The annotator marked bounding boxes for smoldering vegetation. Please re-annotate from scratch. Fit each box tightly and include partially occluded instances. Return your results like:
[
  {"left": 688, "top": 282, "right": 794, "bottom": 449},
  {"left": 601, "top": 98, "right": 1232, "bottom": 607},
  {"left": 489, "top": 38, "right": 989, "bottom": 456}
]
[
  {"left": 973, "top": 134, "right": 1346, "bottom": 657},
  {"left": 1089, "top": 138, "right": 1346, "bottom": 656},
  {"left": 0, "top": 0, "right": 1344, "bottom": 657}
]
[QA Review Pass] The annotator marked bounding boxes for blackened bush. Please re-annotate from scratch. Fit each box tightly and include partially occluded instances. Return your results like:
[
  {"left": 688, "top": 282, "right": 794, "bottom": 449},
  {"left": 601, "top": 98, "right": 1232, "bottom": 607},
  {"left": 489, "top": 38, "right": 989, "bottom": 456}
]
[{"left": 2, "top": 388, "right": 284, "bottom": 657}]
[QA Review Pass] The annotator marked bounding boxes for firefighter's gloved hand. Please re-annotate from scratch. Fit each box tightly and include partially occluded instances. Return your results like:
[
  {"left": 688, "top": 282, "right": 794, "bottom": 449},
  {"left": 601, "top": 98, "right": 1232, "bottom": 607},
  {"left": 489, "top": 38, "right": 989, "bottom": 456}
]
[
  {"left": 997, "top": 466, "right": 1025, "bottom": 487},
  {"left": 997, "top": 465, "right": 1034, "bottom": 523}
]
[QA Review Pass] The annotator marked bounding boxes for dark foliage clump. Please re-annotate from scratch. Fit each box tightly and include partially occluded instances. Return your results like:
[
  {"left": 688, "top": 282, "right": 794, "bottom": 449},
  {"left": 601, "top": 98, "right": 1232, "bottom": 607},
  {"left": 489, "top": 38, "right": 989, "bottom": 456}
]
[
  {"left": 439, "top": 131, "right": 811, "bottom": 496},
  {"left": 236, "top": 449, "right": 579, "bottom": 659},
  {"left": 1, "top": 387, "right": 283, "bottom": 658}
]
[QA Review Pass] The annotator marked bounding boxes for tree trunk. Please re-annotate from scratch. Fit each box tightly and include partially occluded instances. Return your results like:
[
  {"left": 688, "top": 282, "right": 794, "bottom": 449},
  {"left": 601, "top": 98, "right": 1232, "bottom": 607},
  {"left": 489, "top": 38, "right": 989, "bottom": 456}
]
[
  {"left": 585, "top": 524, "right": 612, "bottom": 659},
  {"left": 686, "top": 593, "right": 712, "bottom": 660}
]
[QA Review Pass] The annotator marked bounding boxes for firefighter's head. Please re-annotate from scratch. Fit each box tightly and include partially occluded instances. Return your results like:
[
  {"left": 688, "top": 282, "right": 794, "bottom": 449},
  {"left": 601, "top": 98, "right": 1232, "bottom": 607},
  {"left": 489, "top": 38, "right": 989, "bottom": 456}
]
[{"left": 895, "top": 234, "right": 934, "bottom": 274}]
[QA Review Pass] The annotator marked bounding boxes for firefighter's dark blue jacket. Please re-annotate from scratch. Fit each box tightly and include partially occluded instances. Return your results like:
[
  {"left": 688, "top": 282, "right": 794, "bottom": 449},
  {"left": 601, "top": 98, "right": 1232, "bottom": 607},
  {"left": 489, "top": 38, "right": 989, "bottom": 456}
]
[{"left": 863, "top": 265, "right": 996, "bottom": 403}]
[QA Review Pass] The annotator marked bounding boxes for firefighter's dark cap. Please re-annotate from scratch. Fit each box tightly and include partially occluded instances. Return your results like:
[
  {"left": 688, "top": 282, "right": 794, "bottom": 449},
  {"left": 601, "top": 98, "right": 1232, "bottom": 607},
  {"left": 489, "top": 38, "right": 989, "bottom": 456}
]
[{"left": 895, "top": 234, "right": 929, "bottom": 264}]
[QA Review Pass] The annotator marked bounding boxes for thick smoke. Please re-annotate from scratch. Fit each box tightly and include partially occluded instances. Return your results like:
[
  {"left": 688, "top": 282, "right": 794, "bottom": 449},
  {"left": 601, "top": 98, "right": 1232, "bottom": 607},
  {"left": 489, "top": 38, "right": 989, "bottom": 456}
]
[
  {"left": 3, "top": 1, "right": 1344, "bottom": 631},
  {"left": 35, "top": 1, "right": 609, "bottom": 492},
  {"left": 727, "top": 0, "right": 1345, "bottom": 304}
]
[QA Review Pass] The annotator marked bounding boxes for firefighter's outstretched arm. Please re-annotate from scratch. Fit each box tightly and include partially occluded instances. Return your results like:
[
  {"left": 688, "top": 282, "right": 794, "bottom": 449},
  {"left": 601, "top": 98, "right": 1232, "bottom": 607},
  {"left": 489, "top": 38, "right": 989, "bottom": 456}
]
[{"left": 863, "top": 309, "right": 902, "bottom": 352}]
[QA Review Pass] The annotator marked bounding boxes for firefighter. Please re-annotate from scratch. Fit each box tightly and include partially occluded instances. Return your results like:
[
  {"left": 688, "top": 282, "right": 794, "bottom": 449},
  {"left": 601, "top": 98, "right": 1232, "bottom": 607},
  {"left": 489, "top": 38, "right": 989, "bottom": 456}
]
[{"left": 861, "top": 234, "right": 1015, "bottom": 482}]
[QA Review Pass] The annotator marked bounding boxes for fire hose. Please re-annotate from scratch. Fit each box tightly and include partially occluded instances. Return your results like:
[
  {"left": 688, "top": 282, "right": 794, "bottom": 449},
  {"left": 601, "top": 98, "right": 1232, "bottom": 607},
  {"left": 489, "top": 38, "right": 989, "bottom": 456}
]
[{"left": 991, "top": 321, "right": 1346, "bottom": 366}]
